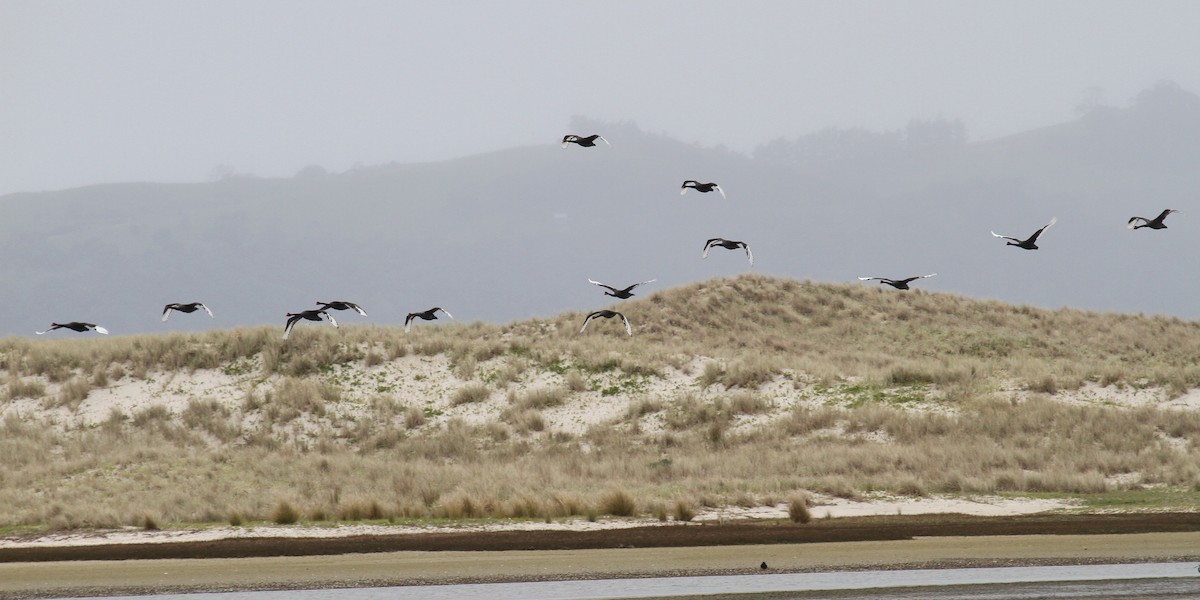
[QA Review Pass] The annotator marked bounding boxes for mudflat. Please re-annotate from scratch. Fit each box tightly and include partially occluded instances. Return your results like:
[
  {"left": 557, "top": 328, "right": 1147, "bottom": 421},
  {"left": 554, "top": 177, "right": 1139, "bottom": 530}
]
[{"left": 2, "top": 514, "right": 1200, "bottom": 598}]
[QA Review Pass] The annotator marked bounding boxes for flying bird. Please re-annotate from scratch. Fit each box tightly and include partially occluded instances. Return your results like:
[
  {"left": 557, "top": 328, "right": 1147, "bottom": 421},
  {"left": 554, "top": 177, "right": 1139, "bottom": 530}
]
[
  {"left": 703, "top": 238, "right": 753, "bottom": 265},
  {"left": 36, "top": 322, "right": 108, "bottom": 335},
  {"left": 680, "top": 180, "right": 726, "bottom": 199},
  {"left": 561, "top": 134, "right": 609, "bottom": 148},
  {"left": 579, "top": 310, "right": 632, "bottom": 336},
  {"left": 405, "top": 307, "right": 454, "bottom": 332},
  {"left": 991, "top": 217, "right": 1057, "bottom": 250},
  {"left": 857, "top": 274, "right": 937, "bottom": 290},
  {"left": 1128, "top": 209, "right": 1178, "bottom": 230},
  {"left": 161, "top": 302, "right": 213, "bottom": 321},
  {"left": 587, "top": 278, "right": 656, "bottom": 299},
  {"left": 283, "top": 309, "right": 337, "bottom": 340},
  {"left": 316, "top": 300, "right": 367, "bottom": 316}
]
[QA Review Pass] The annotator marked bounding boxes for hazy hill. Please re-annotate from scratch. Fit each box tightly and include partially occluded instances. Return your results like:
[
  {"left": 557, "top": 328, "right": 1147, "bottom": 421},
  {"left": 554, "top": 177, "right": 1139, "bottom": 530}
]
[{"left": 4, "top": 83, "right": 1200, "bottom": 337}]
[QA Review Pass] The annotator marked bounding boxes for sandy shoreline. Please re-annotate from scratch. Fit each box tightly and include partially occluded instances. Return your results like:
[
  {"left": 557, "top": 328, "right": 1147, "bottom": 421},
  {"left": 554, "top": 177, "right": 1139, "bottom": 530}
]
[
  {"left": 2, "top": 532, "right": 1199, "bottom": 599},
  {"left": 4, "top": 509, "right": 1200, "bottom": 599},
  {"left": 0, "top": 494, "right": 1074, "bottom": 550}
]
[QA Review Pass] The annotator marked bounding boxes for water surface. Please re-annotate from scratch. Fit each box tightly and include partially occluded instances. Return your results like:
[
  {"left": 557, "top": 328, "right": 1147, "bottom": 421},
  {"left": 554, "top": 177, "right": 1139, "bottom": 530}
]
[{"left": 70, "top": 561, "right": 1200, "bottom": 600}]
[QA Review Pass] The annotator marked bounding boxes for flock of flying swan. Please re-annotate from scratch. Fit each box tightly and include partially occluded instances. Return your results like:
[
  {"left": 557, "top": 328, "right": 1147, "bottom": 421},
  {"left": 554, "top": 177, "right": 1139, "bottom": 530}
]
[{"left": 33, "top": 131, "right": 1180, "bottom": 338}]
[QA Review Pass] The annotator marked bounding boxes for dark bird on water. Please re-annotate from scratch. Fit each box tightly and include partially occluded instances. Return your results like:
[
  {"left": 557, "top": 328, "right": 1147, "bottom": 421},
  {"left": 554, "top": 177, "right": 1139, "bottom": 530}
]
[
  {"left": 857, "top": 273, "right": 937, "bottom": 290},
  {"left": 36, "top": 322, "right": 108, "bottom": 335},
  {"left": 316, "top": 300, "right": 367, "bottom": 316},
  {"left": 283, "top": 310, "right": 337, "bottom": 339},
  {"left": 561, "top": 134, "right": 609, "bottom": 148},
  {"left": 161, "top": 302, "right": 213, "bottom": 321},
  {"left": 681, "top": 180, "right": 726, "bottom": 199},
  {"left": 405, "top": 307, "right": 454, "bottom": 332},
  {"left": 579, "top": 310, "right": 632, "bottom": 336},
  {"left": 588, "top": 278, "right": 656, "bottom": 299},
  {"left": 1128, "top": 209, "right": 1178, "bottom": 230},
  {"left": 760, "top": 562, "right": 768, "bottom": 570},
  {"left": 703, "top": 238, "right": 753, "bottom": 265},
  {"left": 991, "top": 217, "right": 1056, "bottom": 250}
]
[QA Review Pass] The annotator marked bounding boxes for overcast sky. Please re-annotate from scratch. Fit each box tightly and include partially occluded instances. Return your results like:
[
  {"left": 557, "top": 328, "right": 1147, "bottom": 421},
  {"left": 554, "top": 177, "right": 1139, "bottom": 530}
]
[{"left": 4, "top": 0, "right": 1200, "bottom": 196}]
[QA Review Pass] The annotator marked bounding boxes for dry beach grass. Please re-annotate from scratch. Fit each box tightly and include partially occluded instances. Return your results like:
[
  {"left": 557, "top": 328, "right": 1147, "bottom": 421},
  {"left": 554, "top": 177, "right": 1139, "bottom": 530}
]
[{"left": 2, "top": 275, "right": 1200, "bottom": 532}]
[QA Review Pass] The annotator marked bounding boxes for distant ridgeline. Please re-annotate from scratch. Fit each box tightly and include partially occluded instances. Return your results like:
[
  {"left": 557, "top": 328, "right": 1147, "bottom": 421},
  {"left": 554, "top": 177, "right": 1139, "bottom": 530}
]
[{"left": 2, "top": 82, "right": 1200, "bottom": 336}]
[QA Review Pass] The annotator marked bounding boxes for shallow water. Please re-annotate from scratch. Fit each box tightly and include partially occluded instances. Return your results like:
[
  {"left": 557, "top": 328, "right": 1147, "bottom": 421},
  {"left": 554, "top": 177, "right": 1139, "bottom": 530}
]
[{"left": 65, "top": 562, "right": 1200, "bottom": 600}]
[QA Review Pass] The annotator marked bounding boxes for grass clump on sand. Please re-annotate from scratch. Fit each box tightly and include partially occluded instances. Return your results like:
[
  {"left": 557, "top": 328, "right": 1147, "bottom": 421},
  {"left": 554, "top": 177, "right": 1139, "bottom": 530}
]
[
  {"left": 600, "top": 490, "right": 637, "bottom": 517},
  {"left": 272, "top": 501, "right": 300, "bottom": 525},
  {"left": 789, "top": 494, "right": 812, "bottom": 524},
  {"left": 451, "top": 382, "right": 491, "bottom": 406}
]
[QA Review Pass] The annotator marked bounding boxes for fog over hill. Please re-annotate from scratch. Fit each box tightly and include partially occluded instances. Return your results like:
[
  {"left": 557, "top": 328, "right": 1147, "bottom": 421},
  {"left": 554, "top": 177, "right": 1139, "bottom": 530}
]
[{"left": 3, "top": 83, "right": 1200, "bottom": 337}]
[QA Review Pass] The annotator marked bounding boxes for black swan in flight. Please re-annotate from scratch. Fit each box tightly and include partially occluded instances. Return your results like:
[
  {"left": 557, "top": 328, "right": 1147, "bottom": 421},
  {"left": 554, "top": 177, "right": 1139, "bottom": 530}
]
[
  {"left": 405, "top": 307, "right": 454, "bottom": 332},
  {"left": 579, "top": 310, "right": 632, "bottom": 336},
  {"left": 162, "top": 302, "right": 213, "bottom": 321},
  {"left": 37, "top": 322, "right": 109, "bottom": 335},
  {"left": 703, "top": 238, "right": 753, "bottom": 265},
  {"left": 587, "top": 278, "right": 656, "bottom": 299},
  {"left": 283, "top": 309, "right": 337, "bottom": 339},
  {"left": 991, "top": 217, "right": 1056, "bottom": 250}
]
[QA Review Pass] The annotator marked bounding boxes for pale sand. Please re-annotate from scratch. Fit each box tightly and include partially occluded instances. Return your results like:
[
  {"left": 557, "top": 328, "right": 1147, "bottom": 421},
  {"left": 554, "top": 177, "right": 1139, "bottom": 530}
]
[
  {"left": 2, "top": 532, "right": 1199, "bottom": 598},
  {"left": 0, "top": 495, "right": 1075, "bottom": 550},
  {"left": 7, "top": 348, "right": 1195, "bottom": 439}
]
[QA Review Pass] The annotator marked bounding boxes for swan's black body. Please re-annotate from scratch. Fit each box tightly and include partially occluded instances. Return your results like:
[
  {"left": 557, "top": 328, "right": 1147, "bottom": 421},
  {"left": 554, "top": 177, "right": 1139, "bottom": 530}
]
[
  {"left": 1128, "top": 209, "right": 1178, "bottom": 230},
  {"left": 162, "top": 302, "right": 213, "bottom": 321}
]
